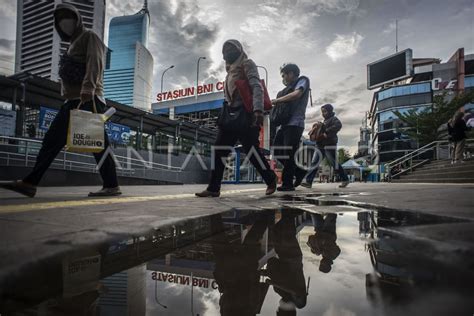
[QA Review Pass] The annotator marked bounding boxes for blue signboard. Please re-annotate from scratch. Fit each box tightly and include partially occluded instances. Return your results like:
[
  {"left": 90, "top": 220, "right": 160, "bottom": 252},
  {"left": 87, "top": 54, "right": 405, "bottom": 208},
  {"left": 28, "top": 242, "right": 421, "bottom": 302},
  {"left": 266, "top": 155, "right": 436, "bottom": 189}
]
[
  {"left": 105, "top": 122, "right": 130, "bottom": 144},
  {"left": 39, "top": 107, "right": 59, "bottom": 131},
  {"left": 39, "top": 106, "right": 130, "bottom": 144}
]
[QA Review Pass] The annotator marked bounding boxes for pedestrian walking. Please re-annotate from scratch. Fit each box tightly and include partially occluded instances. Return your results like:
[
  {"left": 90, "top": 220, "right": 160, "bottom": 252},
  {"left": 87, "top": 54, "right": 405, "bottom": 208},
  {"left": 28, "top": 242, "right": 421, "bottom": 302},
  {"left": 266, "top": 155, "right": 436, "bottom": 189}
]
[
  {"left": 271, "top": 63, "right": 311, "bottom": 191},
  {"left": 195, "top": 40, "right": 277, "bottom": 197},
  {"left": 0, "top": 4, "right": 120, "bottom": 198},
  {"left": 301, "top": 104, "right": 349, "bottom": 188},
  {"left": 448, "top": 111, "right": 470, "bottom": 164}
]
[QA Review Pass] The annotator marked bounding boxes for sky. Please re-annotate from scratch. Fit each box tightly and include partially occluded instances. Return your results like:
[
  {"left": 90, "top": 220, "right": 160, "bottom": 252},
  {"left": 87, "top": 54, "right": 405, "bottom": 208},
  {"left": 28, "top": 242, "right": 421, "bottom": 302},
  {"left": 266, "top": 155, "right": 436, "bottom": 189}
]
[{"left": 0, "top": 0, "right": 473, "bottom": 152}]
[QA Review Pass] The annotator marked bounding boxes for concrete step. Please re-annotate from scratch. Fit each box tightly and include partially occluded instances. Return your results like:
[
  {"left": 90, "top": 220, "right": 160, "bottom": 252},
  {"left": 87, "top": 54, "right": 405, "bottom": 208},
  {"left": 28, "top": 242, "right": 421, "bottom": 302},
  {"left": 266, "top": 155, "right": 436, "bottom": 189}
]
[
  {"left": 400, "top": 170, "right": 474, "bottom": 180},
  {"left": 405, "top": 164, "right": 474, "bottom": 176},
  {"left": 394, "top": 177, "right": 474, "bottom": 183},
  {"left": 413, "top": 160, "right": 474, "bottom": 171}
]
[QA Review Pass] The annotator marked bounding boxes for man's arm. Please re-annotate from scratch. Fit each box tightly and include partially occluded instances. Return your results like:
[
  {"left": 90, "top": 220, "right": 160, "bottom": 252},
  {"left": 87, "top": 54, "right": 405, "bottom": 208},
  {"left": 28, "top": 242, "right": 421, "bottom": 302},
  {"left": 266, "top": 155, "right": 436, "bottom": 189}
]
[
  {"left": 272, "top": 78, "right": 307, "bottom": 105},
  {"left": 81, "top": 32, "right": 105, "bottom": 102},
  {"left": 272, "top": 89, "right": 303, "bottom": 104}
]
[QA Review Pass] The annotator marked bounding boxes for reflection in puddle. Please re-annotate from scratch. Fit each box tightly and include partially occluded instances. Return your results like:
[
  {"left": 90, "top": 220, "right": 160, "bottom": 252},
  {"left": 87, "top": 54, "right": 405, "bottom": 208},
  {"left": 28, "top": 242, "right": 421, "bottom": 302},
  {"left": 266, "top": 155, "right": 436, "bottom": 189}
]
[{"left": 1, "top": 208, "right": 473, "bottom": 315}]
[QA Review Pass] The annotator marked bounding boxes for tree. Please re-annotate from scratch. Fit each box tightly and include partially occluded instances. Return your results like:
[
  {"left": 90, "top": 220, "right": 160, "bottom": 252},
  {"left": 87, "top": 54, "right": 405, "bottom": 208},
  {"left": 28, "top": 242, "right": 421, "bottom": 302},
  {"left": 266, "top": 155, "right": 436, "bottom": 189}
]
[
  {"left": 394, "top": 90, "right": 474, "bottom": 146},
  {"left": 337, "top": 148, "right": 352, "bottom": 165}
]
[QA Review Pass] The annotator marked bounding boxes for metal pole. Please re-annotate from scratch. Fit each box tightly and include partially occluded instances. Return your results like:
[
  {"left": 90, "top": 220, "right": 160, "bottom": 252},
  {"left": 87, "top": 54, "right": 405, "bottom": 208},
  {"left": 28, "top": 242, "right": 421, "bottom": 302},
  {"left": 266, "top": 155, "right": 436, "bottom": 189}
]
[
  {"left": 196, "top": 57, "right": 206, "bottom": 100},
  {"left": 395, "top": 19, "right": 398, "bottom": 53},
  {"left": 160, "top": 65, "right": 174, "bottom": 93}
]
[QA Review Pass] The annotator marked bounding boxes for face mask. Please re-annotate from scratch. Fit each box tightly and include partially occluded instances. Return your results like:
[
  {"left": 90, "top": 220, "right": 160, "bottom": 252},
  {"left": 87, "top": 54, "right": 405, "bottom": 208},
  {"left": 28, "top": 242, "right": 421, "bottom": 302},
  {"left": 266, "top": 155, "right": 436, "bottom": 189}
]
[
  {"left": 223, "top": 50, "right": 241, "bottom": 64},
  {"left": 58, "top": 18, "right": 76, "bottom": 36}
]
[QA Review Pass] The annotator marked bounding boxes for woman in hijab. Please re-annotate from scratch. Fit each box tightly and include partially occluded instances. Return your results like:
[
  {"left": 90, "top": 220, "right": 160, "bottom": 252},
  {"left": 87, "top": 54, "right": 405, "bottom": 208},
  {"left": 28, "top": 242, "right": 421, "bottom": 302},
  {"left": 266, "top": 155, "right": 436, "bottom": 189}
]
[{"left": 196, "top": 40, "right": 277, "bottom": 197}]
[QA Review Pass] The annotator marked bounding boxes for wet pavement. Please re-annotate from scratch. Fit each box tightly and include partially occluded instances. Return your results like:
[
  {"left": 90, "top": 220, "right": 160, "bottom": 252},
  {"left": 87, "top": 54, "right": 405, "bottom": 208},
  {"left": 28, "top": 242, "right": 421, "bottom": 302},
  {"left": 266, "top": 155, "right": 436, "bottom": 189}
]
[{"left": 1, "top": 184, "right": 474, "bottom": 315}]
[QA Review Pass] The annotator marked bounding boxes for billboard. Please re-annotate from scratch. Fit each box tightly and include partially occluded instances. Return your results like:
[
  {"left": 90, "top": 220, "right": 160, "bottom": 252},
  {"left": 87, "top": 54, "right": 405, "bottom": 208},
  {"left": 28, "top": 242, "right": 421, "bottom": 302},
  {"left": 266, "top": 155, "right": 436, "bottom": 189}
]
[
  {"left": 105, "top": 122, "right": 130, "bottom": 145},
  {"left": 0, "top": 108, "right": 16, "bottom": 136},
  {"left": 39, "top": 107, "right": 59, "bottom": 131},
  {"left": 367, "top": 49, "right": 413, "bottom": 90}
]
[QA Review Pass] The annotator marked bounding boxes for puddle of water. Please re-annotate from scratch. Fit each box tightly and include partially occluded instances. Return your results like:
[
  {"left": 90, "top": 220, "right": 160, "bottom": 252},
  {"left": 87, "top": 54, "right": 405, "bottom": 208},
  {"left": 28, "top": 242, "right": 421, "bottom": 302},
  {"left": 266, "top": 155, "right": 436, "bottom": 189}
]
[{"left": 1, "top": 208, "right": 473, "bottom": 316}]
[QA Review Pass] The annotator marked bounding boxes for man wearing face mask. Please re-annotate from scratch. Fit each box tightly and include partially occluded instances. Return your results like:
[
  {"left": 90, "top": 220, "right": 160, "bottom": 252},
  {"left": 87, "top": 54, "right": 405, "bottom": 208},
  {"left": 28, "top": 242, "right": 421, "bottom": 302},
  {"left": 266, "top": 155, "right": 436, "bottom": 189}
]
[
  {"left": 301, "top": 104, "right": 349, "bottom": 188},
  {"left": 196, "top": 39, "right": 277, "bottom": 197},
  {"left": 271, "top": 63, "right": 310, "bottom": 191},
  {"left": 0, "top": 4, "right": 120, "bottom": 198}
]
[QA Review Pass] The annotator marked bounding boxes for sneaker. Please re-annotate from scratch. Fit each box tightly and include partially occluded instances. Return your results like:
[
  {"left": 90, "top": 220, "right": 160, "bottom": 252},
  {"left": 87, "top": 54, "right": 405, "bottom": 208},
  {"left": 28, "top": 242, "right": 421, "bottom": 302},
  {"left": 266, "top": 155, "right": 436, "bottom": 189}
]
[
  {"left": 277, "top": 185, "right": 295, "bottom": 192},
  {"left": 195, "top": 190, "right": 220, "bottom": 197},
  {"left": 88, "top": 187, "right": 122, "bottom": 197},
  {"left": 339, "top": 181, "right": 349, "bottom": 188},
  {"left": 294, "top": 175, "right": 305, "bottom": 188},
  {"left": 0, "top": 180, "right": 36, "bottom": 198},
  {"left": 266, "top": 174, "right": 277, "bottom": 196},
  {"left": 300, "top": 182, "right": 312, "bottom": 189}
]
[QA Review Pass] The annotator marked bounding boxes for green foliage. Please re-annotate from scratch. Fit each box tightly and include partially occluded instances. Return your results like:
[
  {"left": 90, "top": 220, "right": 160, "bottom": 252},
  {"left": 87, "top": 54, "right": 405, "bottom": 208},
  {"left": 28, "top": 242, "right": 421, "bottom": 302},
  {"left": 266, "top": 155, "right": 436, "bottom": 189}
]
[
  {"left": 394, "top": 90, "right": 474, "bottom": 145},
  {"left": 337, "top": 148, "right": 352, "bottom": 165}
]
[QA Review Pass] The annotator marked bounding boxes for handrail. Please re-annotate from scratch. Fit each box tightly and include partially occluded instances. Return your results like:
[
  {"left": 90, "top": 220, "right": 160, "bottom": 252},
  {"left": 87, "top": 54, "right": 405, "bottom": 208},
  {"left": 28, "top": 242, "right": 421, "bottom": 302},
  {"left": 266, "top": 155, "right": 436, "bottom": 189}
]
[
  {"left": 386, "top": 138, "right": 474, "bottom": 169},
  {"left": 385, "top": 140, "right": 446, "bottom": 168},
  {"left": 0, "top": 136, "right": 182, "bottom": 172},
  {"left": 385, "top": 138, "right": 474, "bottom": 178}
]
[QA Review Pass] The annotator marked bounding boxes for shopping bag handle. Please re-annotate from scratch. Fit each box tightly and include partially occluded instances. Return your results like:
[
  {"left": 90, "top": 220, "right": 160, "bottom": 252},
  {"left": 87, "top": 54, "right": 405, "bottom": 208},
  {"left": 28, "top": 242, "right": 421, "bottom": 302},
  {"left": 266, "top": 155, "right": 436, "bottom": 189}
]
[{"left": 76, "top": 97, "right": 98, "bottom": 113}]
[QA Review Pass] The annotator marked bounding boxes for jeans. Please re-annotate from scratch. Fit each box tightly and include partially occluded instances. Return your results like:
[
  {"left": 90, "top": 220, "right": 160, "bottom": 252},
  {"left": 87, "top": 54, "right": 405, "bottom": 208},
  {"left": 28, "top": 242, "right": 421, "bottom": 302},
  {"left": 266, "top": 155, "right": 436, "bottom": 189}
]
[
  {"left": 272, "top": 126, "right": 307, "bottom": 187},
  {"left": 23, "top": 97, "right": 119, "bottom": 188},
  {"left": 305, "top": 145, "right": 348, "bottom": 184}
]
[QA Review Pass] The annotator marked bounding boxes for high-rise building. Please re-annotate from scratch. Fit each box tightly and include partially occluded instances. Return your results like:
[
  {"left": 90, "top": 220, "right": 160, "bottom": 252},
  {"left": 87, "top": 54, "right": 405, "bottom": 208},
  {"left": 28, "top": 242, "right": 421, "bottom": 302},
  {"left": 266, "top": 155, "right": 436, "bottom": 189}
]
[
  {"left": 104, "top": 1, "right": 154, "bottom": 111},
  {"left": 15, "top": 0, "right": 105, "bottom": 81},
  {"left": 367, "top": 48, "right": 474, "bottom": 163}
]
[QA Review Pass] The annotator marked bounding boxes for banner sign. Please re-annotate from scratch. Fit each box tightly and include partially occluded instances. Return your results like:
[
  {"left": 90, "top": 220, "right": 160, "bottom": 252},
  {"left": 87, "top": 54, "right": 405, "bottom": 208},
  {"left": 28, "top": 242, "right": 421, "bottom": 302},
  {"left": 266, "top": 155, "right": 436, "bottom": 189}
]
[
  {"left": 105, "top": 122, "right": 130, "bottom": 144},
  {"left": 39, "top": 107, "right": 59, "bottom": 131}
]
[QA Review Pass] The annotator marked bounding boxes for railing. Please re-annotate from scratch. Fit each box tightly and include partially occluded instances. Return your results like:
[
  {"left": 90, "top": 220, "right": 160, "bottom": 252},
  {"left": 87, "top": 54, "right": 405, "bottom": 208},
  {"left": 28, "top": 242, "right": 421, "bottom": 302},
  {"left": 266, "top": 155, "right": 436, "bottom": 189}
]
[
  {"left": 0, "top": 136, "right": 182, "bottom": 180},
  {"left": 385, "top": 138, "right": 474, "bottom": 178}
]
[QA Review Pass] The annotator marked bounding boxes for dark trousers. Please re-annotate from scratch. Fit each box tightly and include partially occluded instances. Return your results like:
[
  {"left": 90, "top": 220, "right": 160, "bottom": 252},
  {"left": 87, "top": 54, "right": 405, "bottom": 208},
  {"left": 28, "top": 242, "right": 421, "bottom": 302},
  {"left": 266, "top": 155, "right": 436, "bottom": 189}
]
[
  {"left": 207, "top": 125, "right": 275, "bottom": 192},
  {"left": 23, "top": 97, "right": 119, "bottom": 188},
  {"left": 273, "top": 126, "right": 306, "bottom": 187},
  {"left": 306, "top": 145, "right": 348, "bottom": 183}
]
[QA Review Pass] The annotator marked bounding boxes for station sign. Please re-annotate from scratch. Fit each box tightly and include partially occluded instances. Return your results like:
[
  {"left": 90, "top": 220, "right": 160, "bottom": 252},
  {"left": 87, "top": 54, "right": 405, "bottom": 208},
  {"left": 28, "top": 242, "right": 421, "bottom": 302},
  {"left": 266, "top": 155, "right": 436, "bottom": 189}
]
[{"left": 156, "top": 81, "right": 225, "bottom": 102}]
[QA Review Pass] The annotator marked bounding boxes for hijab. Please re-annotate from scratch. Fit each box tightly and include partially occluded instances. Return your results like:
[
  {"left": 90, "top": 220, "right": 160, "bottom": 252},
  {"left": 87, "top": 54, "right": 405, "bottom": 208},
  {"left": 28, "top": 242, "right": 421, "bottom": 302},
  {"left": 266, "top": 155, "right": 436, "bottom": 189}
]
[{"left": 223, "top": 39, "right": 248, "bottom": 103}]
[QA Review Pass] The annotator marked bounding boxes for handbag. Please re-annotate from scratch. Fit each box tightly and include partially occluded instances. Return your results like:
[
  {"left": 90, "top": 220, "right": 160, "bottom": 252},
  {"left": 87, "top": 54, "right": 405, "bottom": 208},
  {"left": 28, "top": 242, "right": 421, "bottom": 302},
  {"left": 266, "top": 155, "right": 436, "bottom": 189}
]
[
  {"left": 235, "top": 79, "right": 273, "bottom": 113},
  {"left": 309, "top": 122, "right": 326, "bottom": 142},
  {"left": 66, "top": 99, "right": 105, "bottom": 153},
  {"left": 217, "top": 101, "right": 250, "bottom": 133}
]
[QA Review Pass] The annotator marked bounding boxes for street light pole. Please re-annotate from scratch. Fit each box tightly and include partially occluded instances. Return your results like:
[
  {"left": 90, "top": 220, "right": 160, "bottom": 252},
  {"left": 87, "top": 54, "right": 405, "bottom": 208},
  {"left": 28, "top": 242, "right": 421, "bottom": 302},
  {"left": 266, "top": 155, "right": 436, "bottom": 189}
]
[
  {"left": 196, "top": 56, "right": 206, "bottom": 100},
  {"left": 160, "top": 65, "right": 174, "bottom": 93},
  {"left": 256, "top": 65, "right": 268, "bottom": 87}
]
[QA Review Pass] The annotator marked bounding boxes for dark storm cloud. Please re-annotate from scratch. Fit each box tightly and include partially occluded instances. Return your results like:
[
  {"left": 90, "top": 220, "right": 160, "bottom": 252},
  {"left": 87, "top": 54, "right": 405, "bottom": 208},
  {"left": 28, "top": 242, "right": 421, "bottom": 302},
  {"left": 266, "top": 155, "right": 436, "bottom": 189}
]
[{"left": 146, "top": 1, "right": 221, "bottom": 88}]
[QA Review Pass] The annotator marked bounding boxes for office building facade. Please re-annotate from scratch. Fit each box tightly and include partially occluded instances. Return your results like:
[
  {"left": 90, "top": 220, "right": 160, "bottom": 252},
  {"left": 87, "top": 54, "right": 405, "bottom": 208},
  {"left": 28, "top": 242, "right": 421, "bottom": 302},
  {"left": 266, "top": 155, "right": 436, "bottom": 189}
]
[
  {"left": 15, "top": 0, "right": 105, "bottom": 81},
  {"left": 368, "top": 48, "right": 474, "bottom": 163},
  {"left": 104, "top": 3, "right": 154, "bottom": 111}
]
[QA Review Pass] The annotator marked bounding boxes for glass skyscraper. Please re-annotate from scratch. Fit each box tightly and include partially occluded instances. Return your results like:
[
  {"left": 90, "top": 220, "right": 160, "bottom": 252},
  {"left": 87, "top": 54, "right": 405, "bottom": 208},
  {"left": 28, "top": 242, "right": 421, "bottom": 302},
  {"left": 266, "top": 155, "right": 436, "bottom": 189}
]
[{"left": 104, "top": 2, "right": 154, "bottom": 111}]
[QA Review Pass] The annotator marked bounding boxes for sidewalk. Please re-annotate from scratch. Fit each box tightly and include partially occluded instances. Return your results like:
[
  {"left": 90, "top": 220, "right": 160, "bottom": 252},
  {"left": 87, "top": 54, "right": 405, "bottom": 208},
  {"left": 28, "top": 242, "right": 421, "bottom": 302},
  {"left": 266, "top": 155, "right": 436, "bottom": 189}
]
[{"left": 1, "top": 182, "right": 473, "bottom": 279}]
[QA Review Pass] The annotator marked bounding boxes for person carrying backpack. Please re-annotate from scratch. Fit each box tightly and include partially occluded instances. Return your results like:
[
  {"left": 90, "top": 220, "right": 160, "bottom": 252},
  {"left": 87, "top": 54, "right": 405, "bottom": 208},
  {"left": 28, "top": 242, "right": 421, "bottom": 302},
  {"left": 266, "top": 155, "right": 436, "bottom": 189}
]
[
  {"left": 448, "top": 111, "right": 470, "bottom": 164},
  {"left": 271, "top": 63, "right": 311, "bottom": 191}
]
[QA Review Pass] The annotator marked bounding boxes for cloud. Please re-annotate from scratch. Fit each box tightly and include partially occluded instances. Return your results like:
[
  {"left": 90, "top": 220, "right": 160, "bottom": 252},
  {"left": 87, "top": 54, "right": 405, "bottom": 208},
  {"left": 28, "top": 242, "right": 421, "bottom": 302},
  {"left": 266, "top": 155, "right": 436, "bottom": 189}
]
[
  {"left": 0, "top": 38, "right": 14, "bottom": 49},
  {"left": 299, "top": 0, "right": 361, "bottom": 15},
  {"left": 383, "top": 21, "right": 396, "bottom": 34},
  {"left": 325, "top": 32, "right": 364, "bottom": 62},
  {"left": 0, "top": 38, "right": 15, "bottom": 75},
  {"left": 107, "top": 0, "right": 221, "bottom": 93}
]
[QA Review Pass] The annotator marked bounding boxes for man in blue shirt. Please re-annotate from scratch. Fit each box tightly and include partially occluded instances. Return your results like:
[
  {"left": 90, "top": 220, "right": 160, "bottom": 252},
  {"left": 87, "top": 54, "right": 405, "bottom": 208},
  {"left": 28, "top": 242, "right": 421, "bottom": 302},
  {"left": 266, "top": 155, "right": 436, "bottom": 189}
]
[{"left": 271, "top": 63, "right": 310, "bottom": 191}]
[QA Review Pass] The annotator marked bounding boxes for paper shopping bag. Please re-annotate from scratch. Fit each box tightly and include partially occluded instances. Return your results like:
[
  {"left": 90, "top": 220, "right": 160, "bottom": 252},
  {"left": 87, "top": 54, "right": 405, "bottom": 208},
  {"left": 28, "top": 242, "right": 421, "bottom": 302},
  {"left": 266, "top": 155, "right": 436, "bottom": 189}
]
[{"left": 67, "top": 107, "right": 105, "bottom": 153}]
